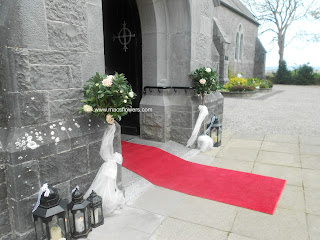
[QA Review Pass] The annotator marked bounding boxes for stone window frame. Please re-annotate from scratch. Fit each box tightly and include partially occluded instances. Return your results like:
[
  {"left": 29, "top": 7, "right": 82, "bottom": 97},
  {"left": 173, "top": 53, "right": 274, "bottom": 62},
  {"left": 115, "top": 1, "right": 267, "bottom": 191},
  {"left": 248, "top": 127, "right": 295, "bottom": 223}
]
[{"left": 235, "top": 24, "right": 243, "bottom": 61}]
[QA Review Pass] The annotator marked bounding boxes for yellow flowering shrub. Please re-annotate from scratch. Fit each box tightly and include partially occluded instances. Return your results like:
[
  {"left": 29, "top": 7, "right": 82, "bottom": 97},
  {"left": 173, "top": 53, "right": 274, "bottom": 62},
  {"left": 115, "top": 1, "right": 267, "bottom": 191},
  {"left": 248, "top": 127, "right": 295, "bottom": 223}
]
[{"left": 224, "top": 77, "right": 248, "bottom": 90}]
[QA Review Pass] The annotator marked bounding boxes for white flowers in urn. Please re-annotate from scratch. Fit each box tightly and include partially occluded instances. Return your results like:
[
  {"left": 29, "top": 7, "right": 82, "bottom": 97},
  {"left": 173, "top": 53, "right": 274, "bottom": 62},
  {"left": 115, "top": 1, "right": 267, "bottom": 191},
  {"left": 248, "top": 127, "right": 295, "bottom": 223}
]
[{"left": 205, "top": 68, "right": 211, "bottom": 73}]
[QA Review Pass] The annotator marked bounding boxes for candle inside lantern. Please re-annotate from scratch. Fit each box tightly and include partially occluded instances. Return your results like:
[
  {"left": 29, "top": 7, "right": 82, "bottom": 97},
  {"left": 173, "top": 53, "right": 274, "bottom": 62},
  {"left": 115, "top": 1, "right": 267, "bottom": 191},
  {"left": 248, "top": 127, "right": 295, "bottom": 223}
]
[
  {"left": 75, "top": 216, "right": 85, "bottom": 232},
  {"left": 50, "top": 226, "right": 62, "bottom": 240},
  {"left": 90, "top": 208, "right": 100, "bottom": 224}
]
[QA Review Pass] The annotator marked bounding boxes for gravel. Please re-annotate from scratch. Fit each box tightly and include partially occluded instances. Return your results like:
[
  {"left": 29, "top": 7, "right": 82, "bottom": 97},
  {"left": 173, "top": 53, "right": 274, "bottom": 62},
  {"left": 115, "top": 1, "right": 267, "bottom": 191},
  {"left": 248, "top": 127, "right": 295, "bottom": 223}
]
[{"left": 222, "top": 85, "right": 320, "bottom": 136}]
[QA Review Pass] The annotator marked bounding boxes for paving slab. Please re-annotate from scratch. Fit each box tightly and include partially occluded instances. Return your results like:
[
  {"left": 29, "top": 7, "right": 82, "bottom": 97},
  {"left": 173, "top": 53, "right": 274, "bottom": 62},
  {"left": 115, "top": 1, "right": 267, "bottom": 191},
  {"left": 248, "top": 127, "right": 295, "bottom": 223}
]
[
  {"left": 232, "top": 208, "right": 309, "bottom": 240},
  {"left": 231, "top": 132, "right": 265, "bottom": 141},
  {"left": 211, "top": 158, "right": 254, "bottom": 173},
  {"left": 260, "top": 141, "right": 299, "bottom": 154},
  {"left": 217, "top": 146, "right": 259, "bottom": 162},
  {"left": 300, "top": 136, "right": 320, "bottom": 146},
  {"left": 277, "top": 185, "right": 305, "bottom": 212},
  {"left": 170, "top": 195, "right": 238, "bottom": 232},
  {"left": 87, "top": 206, "right": 162, "bottom": 240},
  {"left": 304, "top": 187, "right": 320, "bottom": 215},
  {"left": 302, "top": 169, "right": 320, "bottom": 188},
  {"left": 252, "top": 163, "right": 302, "bottom": 186},
  {"left": 264, "top": 134, "right": 298, "bottom": 144},
  {"left": 300, "top": 144, "right": 320, "bottom": 156},
  {"left": 224, "top": 139, "right": 262, "bottom": 150},
  {"left": 124, "top": 178, "right": 153, "bottom": 203},
  {"left": 307, "top": 214, "right": 320, "bottom": 240},
  {"left": 128, "top": 186, "right": 185, "bottom": 216},
  {"left": 300, "top": 155, "right": 320, "bottom": 170},
  {"left": 256, "top": 151, "right": 300, "bottom": 168},
  {"left": 150, "top": 217, "right": 228, "bottom": 240},
  {"left": 201, "top": 146, "right": 222, "bottom": 157},
  {"left": 227, "top": 233, "right": 257, "bottom": 240},
  {"left": 188, "top": 153, "right": 215, "bottom": 165}
]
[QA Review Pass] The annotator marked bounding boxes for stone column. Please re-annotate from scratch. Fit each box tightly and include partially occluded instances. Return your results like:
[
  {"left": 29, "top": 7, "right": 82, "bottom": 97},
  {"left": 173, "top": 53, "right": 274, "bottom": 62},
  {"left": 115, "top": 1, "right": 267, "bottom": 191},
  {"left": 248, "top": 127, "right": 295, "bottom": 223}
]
[{"left": 0, "top": 0, "right": 119, "bottom": 239}]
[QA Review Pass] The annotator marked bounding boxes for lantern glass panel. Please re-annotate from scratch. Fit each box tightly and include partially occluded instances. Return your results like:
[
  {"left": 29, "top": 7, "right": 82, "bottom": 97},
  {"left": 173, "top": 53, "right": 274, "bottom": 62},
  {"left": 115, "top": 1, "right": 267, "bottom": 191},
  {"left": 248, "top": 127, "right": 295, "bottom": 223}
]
[
  {"left": 84, "top": 207, "right": 91, "bottom": 230},
  {"left": 74, "top": 210, "right": 85, "bottom": 233},
  {"left": 97, "top": 207, "right": 103, "bottom": 223},
  {"left": 211, "top": 128, "right": 218, "bottom": 144},
  {"left": 69, "top": 210, "right": 74, "bottom": 233},
  {"left": 35, "top": 218, "right": 46, "bottom": 240},
  {"left": 48, "top": 216, "right": 64, "bottom": 240},
  {"left": 217, "top": 127, "right": 222, "bottom": 142}
]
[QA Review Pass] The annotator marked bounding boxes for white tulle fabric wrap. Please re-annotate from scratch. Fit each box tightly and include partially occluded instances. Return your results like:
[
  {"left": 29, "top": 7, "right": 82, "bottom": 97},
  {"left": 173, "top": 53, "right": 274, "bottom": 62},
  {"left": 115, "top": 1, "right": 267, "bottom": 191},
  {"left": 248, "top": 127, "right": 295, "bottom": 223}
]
[
  {"left": 186, "top": 105, "right": 213, "bottom": 152},
  {"left": 84, "top": 124, "right": 124, "bottom": 215}
]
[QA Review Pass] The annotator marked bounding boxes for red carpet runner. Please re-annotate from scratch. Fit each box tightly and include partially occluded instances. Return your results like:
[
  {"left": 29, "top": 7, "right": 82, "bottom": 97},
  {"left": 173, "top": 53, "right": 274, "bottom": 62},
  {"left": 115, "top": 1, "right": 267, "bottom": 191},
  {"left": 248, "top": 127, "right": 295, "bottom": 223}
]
[{"left": 122, "top": 141, "right": 286, "bottom": 214}]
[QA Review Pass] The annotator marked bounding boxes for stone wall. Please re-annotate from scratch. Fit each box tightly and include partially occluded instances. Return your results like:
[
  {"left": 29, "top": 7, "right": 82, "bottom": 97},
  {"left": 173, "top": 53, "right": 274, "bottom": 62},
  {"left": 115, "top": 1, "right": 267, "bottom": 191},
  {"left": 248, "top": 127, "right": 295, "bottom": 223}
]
[
  {"left": 254, "top": 38, "right": 267, "bottom": 79},
  {"left": 0, "top": 0, "right": 120, "bottom": 239},
  {"left": 214, "top": 3, "right": 261, "bottom": 78},
  {"left": 140, "top": 89, "right": 223, "bottom": 146}
]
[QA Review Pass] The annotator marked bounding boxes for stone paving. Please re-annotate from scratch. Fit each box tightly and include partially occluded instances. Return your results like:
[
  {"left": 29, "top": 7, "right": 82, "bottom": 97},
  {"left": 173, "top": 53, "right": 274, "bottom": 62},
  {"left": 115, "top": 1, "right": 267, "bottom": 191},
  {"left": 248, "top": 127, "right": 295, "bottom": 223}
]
[{"left": 85, "top": 131, "right": 320, "bottom": 240}]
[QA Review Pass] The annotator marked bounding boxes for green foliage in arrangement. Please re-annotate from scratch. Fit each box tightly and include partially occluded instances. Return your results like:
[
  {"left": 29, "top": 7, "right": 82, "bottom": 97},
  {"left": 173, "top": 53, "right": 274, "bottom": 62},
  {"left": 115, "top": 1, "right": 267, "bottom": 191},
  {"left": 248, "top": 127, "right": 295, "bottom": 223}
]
[
  {"left": 79, "top": 72, "right": 136, "bottom": 124},
  {"left": 190, "top": 67, "right": 219, "bottom": 104}
]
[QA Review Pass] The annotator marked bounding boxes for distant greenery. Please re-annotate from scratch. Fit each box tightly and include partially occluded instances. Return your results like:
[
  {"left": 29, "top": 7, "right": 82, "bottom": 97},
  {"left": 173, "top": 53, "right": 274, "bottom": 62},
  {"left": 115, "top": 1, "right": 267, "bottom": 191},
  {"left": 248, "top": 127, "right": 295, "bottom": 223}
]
[{"left": 269, "top": 61, "right": 320, "bottom": 85}]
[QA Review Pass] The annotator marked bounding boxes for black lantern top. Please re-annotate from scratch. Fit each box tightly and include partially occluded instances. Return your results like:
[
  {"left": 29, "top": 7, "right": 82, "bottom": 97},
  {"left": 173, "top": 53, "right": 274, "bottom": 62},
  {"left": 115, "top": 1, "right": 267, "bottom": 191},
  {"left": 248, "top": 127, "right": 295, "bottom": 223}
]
[
  {"left": 40, "top": 186, "right": 60, "bottom": 208},
  {"left": 212, "top": 115, "right": 222, "bottom": 128},
  {"left": 68, "top": 187, "right": 90, "bottom": 212},
  {"left": 87, "top": 191, "right": 102, "bottom": 207},
  {"left": 71, "top": 188, "right": 85, "bottom": 203},
  {"left": 33, "top": 184, "right": 68, "bottom": 222}
]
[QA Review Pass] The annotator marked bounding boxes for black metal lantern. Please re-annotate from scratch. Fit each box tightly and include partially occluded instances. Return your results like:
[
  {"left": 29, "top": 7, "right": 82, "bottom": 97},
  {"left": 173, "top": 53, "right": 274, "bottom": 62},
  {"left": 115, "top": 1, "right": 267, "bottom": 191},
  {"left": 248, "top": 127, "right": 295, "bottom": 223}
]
[
  {"left": 206, "top": 115, "right": 222, "bottom": 147},
  {"left": 32, "top": 184, "right": 70, "bottom": 240},
  {"left": 68, "top": 187, "right": 92, "bottom": 238},
  {"left": 86, "top": 190, "right": 104, "bottom": 228}
]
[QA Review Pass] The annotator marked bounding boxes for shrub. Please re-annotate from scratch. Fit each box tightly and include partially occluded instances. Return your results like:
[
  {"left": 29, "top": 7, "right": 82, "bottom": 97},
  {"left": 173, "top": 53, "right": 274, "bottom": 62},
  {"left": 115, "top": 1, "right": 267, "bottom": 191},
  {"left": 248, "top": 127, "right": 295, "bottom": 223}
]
[
  {"left": 275, "top": 60, "right": 292, "bottom": 84},
  {"left": 189, "top": 67, "right": 218, "bottom": 104},
  {"left": 79, "top": 72, "right": 136, "bottom": 123},
  {"left": 292, "top": 64, "right": 315, "bottom": 85},
  {"left": 247, "top": 77, "right": 262, "bottom": 87},
  {"left": 229, "top": 85, "right": 255, "bottom": 92},
  {"left": 224, "top": 77, "right": 247, "bottom": 90},
  {"left": 314, "top": 72, "right": 320, "bottom": 85}
]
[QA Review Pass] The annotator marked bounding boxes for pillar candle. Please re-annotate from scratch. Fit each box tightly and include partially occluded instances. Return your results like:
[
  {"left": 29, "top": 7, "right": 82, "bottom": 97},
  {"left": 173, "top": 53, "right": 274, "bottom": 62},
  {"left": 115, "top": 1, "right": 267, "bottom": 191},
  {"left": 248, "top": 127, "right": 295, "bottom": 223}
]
[
  {"left": 75, "top": 216, "right": 85, "bottom": 232},
  {"left": 50, "top": 226, "right": 62, "bottom": 240}
]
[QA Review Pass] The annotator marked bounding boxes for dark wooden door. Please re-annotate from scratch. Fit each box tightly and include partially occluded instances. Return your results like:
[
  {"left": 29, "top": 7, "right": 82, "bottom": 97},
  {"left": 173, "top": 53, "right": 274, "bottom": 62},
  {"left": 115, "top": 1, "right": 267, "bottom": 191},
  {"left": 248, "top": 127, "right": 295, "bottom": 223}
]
[{"left": 102, "top": 0, "right": 142, "bottom": 135}]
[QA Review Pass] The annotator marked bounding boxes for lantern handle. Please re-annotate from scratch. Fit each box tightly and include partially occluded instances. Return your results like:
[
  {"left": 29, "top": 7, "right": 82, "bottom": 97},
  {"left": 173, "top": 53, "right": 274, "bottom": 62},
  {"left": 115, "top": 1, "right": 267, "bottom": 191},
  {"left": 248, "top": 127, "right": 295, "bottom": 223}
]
[{"left": 32, "top": 183, "right": 50, "bottom": 212}]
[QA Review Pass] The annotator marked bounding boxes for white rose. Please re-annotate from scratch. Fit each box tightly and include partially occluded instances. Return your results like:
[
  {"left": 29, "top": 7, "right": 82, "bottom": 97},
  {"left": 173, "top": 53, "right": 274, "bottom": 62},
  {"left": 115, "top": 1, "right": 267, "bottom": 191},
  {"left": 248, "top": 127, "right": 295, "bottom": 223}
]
[
  {"left": 123, "top": 99, "right": 127, "bottom": 103},
  {"left": 83, "top": 105, "right": 93, "bottom": 113},
  {"left": 128, "top": 91, "right": 134, "bottom": 98},
  {"left": 199, "top": 79, "right": 206, "bottom": 85},
  {"left": 106, "top": 114, "right": 114, "bottom": 124},
  {"left": 95, "top": 83, "right": 99, "bottom": 86},
  {"left": 205, "top": 68, "right": 211, "bottom": 73},
  {"left": 102, "top": 75, "right": 114, "bottom": 87},
  {"left": 120, "top": 90, "right": 123, "bottom": 93}
]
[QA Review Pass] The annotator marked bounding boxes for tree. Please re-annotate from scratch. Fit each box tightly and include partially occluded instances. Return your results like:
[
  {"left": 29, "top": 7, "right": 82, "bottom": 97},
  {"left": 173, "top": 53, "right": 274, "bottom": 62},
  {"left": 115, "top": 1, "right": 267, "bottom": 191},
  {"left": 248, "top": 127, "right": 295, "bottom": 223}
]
[{"left": 243, "top": 0, "right": 316, "bottom": 61}]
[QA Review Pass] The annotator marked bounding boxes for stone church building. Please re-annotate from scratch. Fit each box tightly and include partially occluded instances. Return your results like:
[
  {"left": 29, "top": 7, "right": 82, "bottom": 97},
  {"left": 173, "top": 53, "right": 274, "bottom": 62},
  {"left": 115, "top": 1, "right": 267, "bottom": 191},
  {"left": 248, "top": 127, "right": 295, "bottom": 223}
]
[{"left": 0, "top": 0, "right": 265, "bottom": 239}]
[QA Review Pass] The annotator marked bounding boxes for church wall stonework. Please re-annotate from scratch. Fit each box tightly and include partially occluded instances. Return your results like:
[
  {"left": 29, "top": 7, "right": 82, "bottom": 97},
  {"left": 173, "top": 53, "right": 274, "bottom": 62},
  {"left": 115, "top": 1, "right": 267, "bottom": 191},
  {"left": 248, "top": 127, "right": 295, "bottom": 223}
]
[
  {"left": 0, "top": 0, "right": 121, "bottom": 239},
  {"left": 214, "top": 4, "right": 261, "bottom": 78}
]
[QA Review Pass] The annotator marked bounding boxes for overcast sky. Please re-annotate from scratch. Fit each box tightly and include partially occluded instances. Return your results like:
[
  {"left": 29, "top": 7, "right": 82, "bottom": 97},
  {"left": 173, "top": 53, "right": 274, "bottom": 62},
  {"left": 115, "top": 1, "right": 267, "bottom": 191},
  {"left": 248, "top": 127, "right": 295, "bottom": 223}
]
[
  {"left": 243, "top": 0, "right": 320, "bottom": 68},
  {"left": 259, "top": 18, "right": 320, "bottom": 67}
]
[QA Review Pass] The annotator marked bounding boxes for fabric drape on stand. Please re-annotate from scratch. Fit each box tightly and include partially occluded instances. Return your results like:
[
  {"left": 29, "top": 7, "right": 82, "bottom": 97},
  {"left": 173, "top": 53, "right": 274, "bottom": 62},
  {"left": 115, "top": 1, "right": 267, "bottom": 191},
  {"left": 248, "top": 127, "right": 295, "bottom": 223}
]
[
  {"left": 84, "top": 124, "right": 124, "bottom": 215},
  {"left": 186, "top": 105, "right": 213, "bottom": 152}
]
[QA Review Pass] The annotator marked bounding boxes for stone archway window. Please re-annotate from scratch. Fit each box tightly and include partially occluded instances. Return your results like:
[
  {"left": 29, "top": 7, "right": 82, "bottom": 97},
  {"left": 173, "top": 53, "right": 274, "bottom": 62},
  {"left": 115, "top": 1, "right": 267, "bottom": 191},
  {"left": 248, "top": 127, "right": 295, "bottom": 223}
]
[
  {"left": 235, "top": 32, "right": 239, "bottom": 60},
  {"left": 235, "top": 24, "right": 243, "bottom": 61},
  {"left": 240, "top": 34, "right": 243, "bottom": 60}
]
